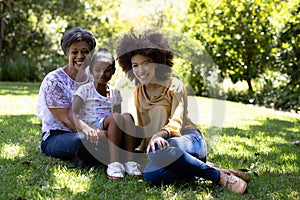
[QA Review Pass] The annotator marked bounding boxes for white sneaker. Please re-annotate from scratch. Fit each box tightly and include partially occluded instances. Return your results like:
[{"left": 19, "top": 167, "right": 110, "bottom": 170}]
[
  {"left": 124, "top": 161, "right": 142, "bottom": 177},
  {"left": 106, "top": 162, "right": 125, "bottom": 179}
]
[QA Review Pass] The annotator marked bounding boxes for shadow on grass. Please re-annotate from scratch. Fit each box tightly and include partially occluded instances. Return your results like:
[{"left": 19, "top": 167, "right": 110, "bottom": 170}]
[
  {"left": 0, "top": 114, "right": 175, "bottom": 199},
  {"left": 0, "top": 114, "right": 207, "bottom": 199},
  {"left": 0, "top": 82, "right": 40, "bottom": 96},
  {"left": 1, "top": 114, "right": 299, "bottom": 199},
  {"left": 0, "top": 114, "right": 61, "bottom": 199},
  {"left": 208, "top": 117, "right": 300, "bottom": 199},
  {"left": 0, "top": 114, "right": 106, "bottom": 199}
]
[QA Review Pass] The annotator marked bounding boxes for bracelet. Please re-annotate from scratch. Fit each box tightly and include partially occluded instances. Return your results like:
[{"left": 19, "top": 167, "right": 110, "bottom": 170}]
[{"left": 160, "top": 128, "right": 170, "bottom": 138}]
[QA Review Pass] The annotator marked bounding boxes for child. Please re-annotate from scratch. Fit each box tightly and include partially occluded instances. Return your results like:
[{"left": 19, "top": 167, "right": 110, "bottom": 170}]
[{"left": 71, "top": 48, "right": 141, "bottom": 179}]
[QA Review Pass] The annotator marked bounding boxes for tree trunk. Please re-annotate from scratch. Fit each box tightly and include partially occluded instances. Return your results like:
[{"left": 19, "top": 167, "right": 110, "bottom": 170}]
[
  {"left": 0, "top": 2, "right": 7, "bottom": 56},
  {"left": 246, "top": 79, "right": 253, "bottom": 93}
]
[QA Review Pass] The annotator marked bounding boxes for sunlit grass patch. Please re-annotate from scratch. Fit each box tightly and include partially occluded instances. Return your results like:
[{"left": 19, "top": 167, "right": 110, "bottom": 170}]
[
  {"left": 53, "top": 166, "right": 92, "bottom": 194},
  {"left": 0, "top": 95, "right": 38, "bottom": 115},
  {"left": 0, "top": 143, "right": 26, "bottom": 159},
  {"left": 0, "top": 82, "right": 40, "bottom": 95}
]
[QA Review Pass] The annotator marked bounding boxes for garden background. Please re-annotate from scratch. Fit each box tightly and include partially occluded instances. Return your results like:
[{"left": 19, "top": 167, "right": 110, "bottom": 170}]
[{"left": 0, "top": 0, "right": 299, "bottom": 199}]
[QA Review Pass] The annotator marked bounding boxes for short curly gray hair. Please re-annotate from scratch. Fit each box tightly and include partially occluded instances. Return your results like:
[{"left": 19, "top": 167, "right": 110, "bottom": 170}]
[{"left": 61, "top": 27, "right": 96, "bottom": 56}]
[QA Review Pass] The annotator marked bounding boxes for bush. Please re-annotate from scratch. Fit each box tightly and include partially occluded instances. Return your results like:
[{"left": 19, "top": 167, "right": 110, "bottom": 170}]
[
  {"left": 224, "top": 71, "right": 300, "bottom": 113},
  {"left": 255, "top": 85, "right": 299, "bottom": 113},
  {"left": 254, "top": 71, "right": 299, "bottom": 113},
  {"left": 0, "top": 51, "right": 65, "bottom": 82},
  {"left": 0, "top": 54, "right": 40, "bottom": 82}
]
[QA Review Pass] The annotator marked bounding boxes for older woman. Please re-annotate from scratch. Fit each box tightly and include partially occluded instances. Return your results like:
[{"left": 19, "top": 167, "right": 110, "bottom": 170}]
[{"left": 36, "top": 27, "right": 102, "bottom": 166}]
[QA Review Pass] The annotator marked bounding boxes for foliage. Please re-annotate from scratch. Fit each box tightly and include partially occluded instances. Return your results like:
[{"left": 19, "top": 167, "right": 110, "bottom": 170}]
[
  {"left": 1, "top": 54, "right": 37, "bottom": 82},
  {"left": 183, "top": 0, "right": 299, "bottom": 112},
  {"left": 275, "top": 4, "right": 300, "bottom": 112},
  {"left": 0, "top": 0, "right": 121, "bottom": 81},
  {"left": 0, "top": 0, "right": 299, "bottom": 112},
  {"left": 254, "top": 71, "right": 299, "bottom": 113},
  {"left": 163, "top": 29, "right": 223, "bottom": 97},
  {"left": 1, "top": 82, "right": 300, "bottom": 199},
  {"left": 184, "top": 0, "right": 277, "bottom": 93},
  {"left": 277, "top": 4, "right": 300, "bottom": 83},
  {"left": 0, "top": 0, "right": 81, "bottom": 80}
]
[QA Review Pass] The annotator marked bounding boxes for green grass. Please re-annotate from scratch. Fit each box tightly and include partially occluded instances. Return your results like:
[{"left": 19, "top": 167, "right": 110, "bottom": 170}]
[{"left": 0, "top": 81, "right": 299, "bottom": 200}]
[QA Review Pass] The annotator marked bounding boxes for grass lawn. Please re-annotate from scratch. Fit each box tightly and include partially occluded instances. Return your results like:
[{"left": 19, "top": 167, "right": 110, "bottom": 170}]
[{"left": 0, "top": 81, "right": 299, "bottom": 200}]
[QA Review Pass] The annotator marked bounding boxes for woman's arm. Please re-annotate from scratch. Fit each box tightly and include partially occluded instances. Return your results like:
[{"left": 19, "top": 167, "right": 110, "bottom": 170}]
[
  {"left": 145, "top": 94, "right": 183, "bottom": 153},
  {"left": 49, "top": 108, "right": 77, "bottom": 131},
  {"left": 161, "top": 79, "right": 187, "bottom": 137},
  {"left": 146, "top": 79, "right": 187, "bottom": 153}
]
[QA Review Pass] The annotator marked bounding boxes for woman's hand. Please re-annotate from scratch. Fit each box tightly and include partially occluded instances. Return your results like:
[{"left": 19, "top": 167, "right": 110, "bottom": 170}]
[{"left": 146, "top": 130, "right": 169, "bottom": 154}]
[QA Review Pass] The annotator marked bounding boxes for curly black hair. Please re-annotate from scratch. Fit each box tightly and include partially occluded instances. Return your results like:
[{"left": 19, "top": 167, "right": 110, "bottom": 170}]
[{"left": 115, "top": 29, "right": 174, "bottom": 83}]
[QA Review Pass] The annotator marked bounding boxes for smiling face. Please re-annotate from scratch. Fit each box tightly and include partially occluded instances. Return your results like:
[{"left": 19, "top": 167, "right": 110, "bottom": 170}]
[
  {"left": 131, "top": 54, "right": 157, "bottom": 85},
  {"left": 92, "top": 61, "right": 114, "bottom": 85},
  {"left": 67, "top": 41, "right": 91, "bottom": 72}
]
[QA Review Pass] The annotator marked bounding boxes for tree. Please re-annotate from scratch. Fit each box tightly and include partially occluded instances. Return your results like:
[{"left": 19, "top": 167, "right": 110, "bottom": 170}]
[
  {"left": 279, "top": 5, "right": 300, "bottom": 88},
  {"left": 184, "top": 0, "right": 276, "bottom": 93},
  {"left": 276, "top": 4, "right": 300, "bottom": 112},
  {"left": 0, "top": 0, "right": 85, "bottom": 81},
  {"left": 0, "top": 0, "right": 121, "bottom": 81}
]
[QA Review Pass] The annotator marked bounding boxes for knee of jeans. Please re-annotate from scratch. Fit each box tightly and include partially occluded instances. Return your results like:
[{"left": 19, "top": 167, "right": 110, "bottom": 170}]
[
  {"left": 144, "top": 171, "right": 152, "bottom": 182},
  {"left": 150, "top": 146, "right": 182, "bottom": 165}
]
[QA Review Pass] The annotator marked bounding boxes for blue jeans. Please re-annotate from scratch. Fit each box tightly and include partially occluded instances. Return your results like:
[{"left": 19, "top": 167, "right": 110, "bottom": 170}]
[
  {"left": 40, "top": 130, "right": 109, "bottom": 166},
  {"left": 144, "top": 129, "right": 220, "bottom": 185}
]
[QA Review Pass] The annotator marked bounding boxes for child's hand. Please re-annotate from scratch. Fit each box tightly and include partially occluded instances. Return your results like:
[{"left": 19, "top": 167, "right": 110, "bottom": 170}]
[
  {"left": 96, "top": 129, "right": 107, "bottom": 138},
  {"left": 82, "top": 126, "right": 99, "bottom": 143}
]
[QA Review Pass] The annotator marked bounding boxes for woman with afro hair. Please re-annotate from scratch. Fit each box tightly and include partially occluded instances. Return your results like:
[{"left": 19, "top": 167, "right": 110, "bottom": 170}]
[{"left": 115, "top": 29, "right": 249, "bottom": 195}]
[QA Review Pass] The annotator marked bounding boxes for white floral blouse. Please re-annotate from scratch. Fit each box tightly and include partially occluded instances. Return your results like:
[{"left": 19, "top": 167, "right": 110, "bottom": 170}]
[{"left": 36, "top": 67, "right": 92, "bottom": 139}]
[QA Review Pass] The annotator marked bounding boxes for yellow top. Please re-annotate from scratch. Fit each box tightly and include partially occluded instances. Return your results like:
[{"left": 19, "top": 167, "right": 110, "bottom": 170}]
[{"left": 134, "top": 77, "right": 199, "bottom": 151}]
